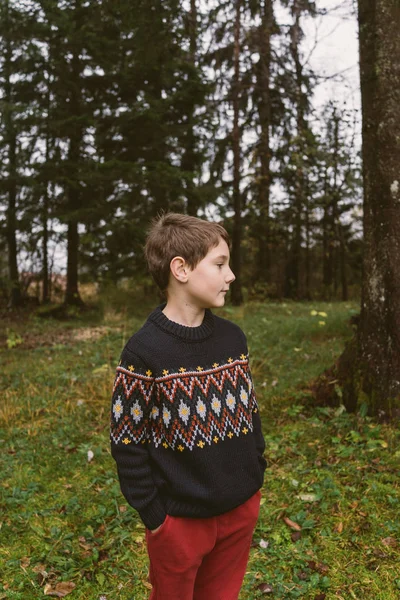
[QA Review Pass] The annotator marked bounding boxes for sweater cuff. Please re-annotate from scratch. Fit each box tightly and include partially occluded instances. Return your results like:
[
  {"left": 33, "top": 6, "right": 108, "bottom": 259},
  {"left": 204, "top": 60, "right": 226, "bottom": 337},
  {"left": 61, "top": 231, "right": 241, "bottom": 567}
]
[{"left": 139, "top": 495, "right": 167, "bottom": 530}]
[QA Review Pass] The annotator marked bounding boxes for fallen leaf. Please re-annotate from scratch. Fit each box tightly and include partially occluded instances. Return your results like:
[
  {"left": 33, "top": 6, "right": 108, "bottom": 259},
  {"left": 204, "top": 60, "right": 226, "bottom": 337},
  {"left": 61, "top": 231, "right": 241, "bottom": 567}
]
[
  {"left": 32, "top": 563, "right": 49, "bottom": 582},
  {"left": 283, "top": 516, "right": 302, "bottom": 531},
  {"left": 20, "top": 557, "right": 30, "bottom": 568},
  {"left": 78, "top": 537, "right": 92, "bottom": 551},
  {"left": 143, "top": 581, "right": 153, "bottom": 590},
  {"left": 43, "top": 582, "right": 76, "bottom": 597},
  {"left": 134, "top": 535, "right": 144, "bottom": 544},
  {"left": 297, "top": 493, "right": 318, "bottom": 502},
  {"left": 381, "top": 537, "right": 397, "bottom": 547},
  {"left": 335, "top": 522, "right": 343, "bottom": 533},
  {"left": 87, "top": 450, "right": 94, "bottom": 462},
  {"left": 314, "top": 594, "right": 326, "bottom": 600},
  {"left": 291, "top": 531, "right": 302, "bottom": 542},
  {"left": 257, "top": 583, "right": 274, "bottom": 594},
  {"left": 308, "top": 561, "right": 329, "bottom": 574}
]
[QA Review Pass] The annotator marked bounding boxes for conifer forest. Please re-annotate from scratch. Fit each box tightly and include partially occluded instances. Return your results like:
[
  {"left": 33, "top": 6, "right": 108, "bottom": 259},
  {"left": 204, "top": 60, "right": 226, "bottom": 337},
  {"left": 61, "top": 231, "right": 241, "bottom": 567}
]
[
  {"left": 1, "top": 0, "right": 364, "bottom": 306},
  {"left": 0, "top": 0, "right": 399, "bottom": 415}
]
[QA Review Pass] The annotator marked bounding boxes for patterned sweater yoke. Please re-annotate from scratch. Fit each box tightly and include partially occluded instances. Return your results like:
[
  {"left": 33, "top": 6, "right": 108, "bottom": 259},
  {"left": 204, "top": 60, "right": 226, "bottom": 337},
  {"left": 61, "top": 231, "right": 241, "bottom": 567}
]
[{"left": 110, "top": 304, "right": 267, "bottom": 531}]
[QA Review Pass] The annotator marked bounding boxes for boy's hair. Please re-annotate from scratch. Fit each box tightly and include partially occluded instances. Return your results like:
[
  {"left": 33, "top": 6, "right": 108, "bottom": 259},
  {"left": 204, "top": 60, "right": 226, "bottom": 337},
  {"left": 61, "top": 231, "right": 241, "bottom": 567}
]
[{"left": 144, "top": 212, "right": 230, "bottom": 291}]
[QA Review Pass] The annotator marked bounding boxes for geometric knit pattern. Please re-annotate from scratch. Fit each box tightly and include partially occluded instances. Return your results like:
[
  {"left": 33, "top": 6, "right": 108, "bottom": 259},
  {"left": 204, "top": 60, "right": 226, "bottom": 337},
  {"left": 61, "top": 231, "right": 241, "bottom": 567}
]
[{"left": 110, "top": 355, "right": 259, "bottom": 452}]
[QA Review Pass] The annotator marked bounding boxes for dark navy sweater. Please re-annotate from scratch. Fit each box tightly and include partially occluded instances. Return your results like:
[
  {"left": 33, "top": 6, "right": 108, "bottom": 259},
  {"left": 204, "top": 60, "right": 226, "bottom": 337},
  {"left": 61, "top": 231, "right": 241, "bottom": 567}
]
[{"left": 110, "top": 304, "right": 267, "bottom": 530}]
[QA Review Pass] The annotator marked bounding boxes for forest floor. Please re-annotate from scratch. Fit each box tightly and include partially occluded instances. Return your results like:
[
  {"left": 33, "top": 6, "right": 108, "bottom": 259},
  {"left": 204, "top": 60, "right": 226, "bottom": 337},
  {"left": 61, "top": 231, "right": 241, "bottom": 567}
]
[{"left": 1, "top": 298, "right": 399, "bottom": 600}]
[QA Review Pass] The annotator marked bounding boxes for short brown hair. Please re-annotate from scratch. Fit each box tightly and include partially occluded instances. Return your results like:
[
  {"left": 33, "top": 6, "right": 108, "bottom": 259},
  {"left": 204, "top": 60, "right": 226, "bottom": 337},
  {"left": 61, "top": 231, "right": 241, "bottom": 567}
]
[{"left": 144, "top": 213, "right": 230, "bottom": 291}]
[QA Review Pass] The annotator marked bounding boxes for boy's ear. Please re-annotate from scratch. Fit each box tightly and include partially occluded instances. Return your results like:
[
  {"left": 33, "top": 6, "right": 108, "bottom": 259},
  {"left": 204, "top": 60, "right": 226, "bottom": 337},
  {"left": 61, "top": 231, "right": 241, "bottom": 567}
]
[{"left": 169, "top": 256, "right": 189, "bottom": 283}]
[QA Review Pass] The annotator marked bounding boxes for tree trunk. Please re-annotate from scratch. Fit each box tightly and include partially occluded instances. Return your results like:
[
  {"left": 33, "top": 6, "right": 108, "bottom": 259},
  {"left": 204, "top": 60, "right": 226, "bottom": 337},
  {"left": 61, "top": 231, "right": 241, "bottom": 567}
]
[
  {"left": 256, "top": 0, "right": 273, "bottom": 283},
  {"left": 333, "top": 0, "right": 400, "bottom": 417},
  {"left": 42, "top": 81, "right": 51, "bottom": 304},
  {"left": 64, "top": 28, "right": 84, "bottom": 307},
  {"left": 182, "top": 0, "right": 199, "bottom": 217},
  {"left": 338, "top": 222, "right": 348, "bottom": 301},
  {"left": 42, "top": 183, "right": 50, "bottom": 304},
  {"left": 230, "top": 0, "right": 243, "bottom": 306},
  {"left": 285, "top": 0, "right": 306, "bottom": 300},
  {"left": 4, "top": 0, "right": 22, "bottom": 308}
]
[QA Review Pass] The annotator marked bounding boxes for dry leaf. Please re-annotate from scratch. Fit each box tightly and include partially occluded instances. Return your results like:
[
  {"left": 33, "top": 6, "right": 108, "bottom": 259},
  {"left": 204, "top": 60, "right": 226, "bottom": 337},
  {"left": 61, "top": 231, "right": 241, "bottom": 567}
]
[
  {"left": 283, "top": 516, "right": 302, "bottom": 531},
  {"left": 335, "top": 522, "right": 343, "bottom": 533},
  {"left": 257, "top": 583, "right": 274, "bottom": 593},
  {"left": 308, "top": 561, "right": 329, "bottom": 574},
  {"left": 143, "top": 582, "right": 153, "bottom": 590},
  {"left": 297, "top": 493, "right": 318, "bottom": 502},
  {"left": 78, "top": 538, "right": 92, "bottom": 551},
  {"left": 291, "top": 531, "right": 302, "bottom": 542},
  {"left": 314, "top": 594, "right": 326, "bottom": 600},
  {"left": 20, "top": 557, "right": 30, "bottom": 568},
  {"left": 43, "top": 581, "right": 76, "bottom": 597},
  {"left": 32, "top": 563, "right": 49, "bottom": 581},
  {"left": 381, "top": 537, "right": 397, "bottom": 547}
]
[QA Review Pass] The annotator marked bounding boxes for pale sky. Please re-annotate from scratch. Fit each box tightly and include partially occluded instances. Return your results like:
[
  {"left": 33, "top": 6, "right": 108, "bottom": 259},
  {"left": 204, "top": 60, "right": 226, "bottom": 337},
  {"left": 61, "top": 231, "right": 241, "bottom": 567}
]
[{"left": 302, "top": 0, "right": 360, "bottom": 114}]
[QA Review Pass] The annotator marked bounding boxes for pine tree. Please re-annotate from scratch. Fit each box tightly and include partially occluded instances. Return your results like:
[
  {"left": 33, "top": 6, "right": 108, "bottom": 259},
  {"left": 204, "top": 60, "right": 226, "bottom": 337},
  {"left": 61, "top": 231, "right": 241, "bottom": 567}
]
[{"left": 319, "top": 0, "right": 400, "bottom": 417}]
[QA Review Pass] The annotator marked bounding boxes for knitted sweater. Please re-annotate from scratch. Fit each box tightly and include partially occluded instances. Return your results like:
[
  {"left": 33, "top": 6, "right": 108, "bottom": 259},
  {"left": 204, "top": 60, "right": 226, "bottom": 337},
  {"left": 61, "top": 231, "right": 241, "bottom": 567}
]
[{"left": 110, "top": 304, "right": 267, "bottom": 531}]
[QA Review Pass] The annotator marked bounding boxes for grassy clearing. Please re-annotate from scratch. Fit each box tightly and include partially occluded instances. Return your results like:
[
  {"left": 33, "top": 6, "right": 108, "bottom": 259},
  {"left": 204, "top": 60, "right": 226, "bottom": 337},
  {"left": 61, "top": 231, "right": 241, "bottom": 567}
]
[{"left": 1, "top": 300, "right": 399, "bottom": 600}]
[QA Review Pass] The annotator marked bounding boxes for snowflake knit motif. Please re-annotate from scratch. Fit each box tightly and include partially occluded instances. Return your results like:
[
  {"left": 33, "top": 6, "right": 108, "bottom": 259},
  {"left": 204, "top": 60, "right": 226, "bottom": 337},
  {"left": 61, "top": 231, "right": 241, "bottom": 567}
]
[{"left": 110, "top": 356, "right": 258, "bottom": 451}]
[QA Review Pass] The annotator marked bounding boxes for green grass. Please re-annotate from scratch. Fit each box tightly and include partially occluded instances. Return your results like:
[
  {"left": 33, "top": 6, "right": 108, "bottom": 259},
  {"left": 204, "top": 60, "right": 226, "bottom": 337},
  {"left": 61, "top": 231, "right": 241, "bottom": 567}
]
[{"left": 1, "top": 300, "right": 399, "bottom": 599}]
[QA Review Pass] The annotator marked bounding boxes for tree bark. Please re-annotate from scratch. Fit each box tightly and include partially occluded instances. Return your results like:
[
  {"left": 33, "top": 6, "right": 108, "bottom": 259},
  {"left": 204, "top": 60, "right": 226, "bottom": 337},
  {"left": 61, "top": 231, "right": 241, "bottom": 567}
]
[
  {"left": 64, "top": 9, "right": 84, "bottom": 307},
  {"left": 284, "top": 0, "right": 307, "bottom": 299},
  {"left": 42, "top": 79, "right": 51, "bottom": 304},
  {"left": 332, "top": 0, "right": 400, "bottom": 417},
  {"left": 182, "top": 0, "right": 199, "bottom": 217},
  {"left": 256, "top": 0, "right": 273, "bottom": 283},
  {"left": 4, "top": 0, "right": 22, "bottom": 308},
  {"left": 230, "top": 0, "right": 243, "bottom": 305}
]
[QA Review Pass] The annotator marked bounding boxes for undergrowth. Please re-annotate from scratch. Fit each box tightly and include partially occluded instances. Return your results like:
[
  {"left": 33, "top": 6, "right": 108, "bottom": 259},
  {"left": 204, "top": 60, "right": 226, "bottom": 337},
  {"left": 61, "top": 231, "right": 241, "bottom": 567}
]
[{"left": 0, "top": 300, "right": 399, "bottom": 599}]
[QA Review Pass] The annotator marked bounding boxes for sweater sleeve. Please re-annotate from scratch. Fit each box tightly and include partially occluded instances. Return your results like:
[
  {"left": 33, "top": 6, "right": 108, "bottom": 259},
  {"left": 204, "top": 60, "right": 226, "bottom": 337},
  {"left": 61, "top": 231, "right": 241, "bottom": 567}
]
[
  {"left": 110, "top": 348, "right": 166, "bottom": 530},
  {"left": 240, "top": 330, "right": 268, "bottom": 473}
]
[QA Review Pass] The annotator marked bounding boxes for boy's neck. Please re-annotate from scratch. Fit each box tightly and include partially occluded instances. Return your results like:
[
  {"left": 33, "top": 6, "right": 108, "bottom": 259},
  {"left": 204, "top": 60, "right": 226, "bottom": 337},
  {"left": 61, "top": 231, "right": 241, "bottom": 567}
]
[{"left": 162, "top": 300, "right": 206, "bottom": 328}]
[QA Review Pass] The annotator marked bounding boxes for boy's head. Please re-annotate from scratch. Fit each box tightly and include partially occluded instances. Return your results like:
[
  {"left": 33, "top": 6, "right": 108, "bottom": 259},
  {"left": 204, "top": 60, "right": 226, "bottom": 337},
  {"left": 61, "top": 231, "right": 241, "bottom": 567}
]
[{"left": 144, "top": 213, "right": 234, "bottom": 302}]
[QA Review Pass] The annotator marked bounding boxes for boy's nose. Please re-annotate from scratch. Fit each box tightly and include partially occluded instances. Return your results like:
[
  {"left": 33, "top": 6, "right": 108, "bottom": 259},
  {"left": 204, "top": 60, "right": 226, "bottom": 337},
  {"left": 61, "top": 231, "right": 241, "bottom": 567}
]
[{"left": 226, "top": 268, "right": 235, "bottom": 284}]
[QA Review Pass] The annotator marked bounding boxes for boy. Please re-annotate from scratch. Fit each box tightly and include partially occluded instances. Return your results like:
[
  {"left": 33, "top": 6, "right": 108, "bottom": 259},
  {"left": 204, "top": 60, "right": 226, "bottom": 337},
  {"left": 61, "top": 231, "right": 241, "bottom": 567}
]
[{"left": 110, "top": 213, "right": 267, "bottom": 600}]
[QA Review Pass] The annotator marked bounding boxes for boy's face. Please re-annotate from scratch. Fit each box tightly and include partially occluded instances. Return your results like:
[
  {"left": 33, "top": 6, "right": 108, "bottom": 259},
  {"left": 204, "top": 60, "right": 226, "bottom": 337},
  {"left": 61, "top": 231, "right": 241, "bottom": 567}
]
[{"left": 184, "top": 238, "right": 236, "bottom": 309}]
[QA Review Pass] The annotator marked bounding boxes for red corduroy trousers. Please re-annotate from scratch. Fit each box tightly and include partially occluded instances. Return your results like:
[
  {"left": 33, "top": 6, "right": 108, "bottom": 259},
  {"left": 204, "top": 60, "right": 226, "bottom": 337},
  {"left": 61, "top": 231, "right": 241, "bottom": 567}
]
[{"left": 145, "top": 489, "right": 261, "bottom": 600}]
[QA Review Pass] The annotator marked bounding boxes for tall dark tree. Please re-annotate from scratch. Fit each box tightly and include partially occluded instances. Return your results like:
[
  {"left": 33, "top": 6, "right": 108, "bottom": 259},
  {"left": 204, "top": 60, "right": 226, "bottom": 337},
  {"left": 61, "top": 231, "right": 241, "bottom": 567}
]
[
  {"left": 319, "top": 102, "right": 361, "bottom": 301},
  {"left": 230, "top": 0, "right": 244, "bottom": 305},
  {"left": 1, "top": 0, "right": 22, "bottom": 307},
  {"left": 328, "top": 0, "right": 400, "bottom": 417},
  {"left": 283, "top": 0, "right": 314, "bottom": 299},
  {"left": 254, "top": 0, "right": 274, "bottom": 282}
]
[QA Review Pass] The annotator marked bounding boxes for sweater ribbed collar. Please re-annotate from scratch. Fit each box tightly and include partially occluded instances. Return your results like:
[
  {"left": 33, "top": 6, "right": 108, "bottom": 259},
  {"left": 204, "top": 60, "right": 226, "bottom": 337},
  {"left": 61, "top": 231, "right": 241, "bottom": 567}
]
[{"left": 148, "top": 303, "right": 215, "bottom": 341}]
